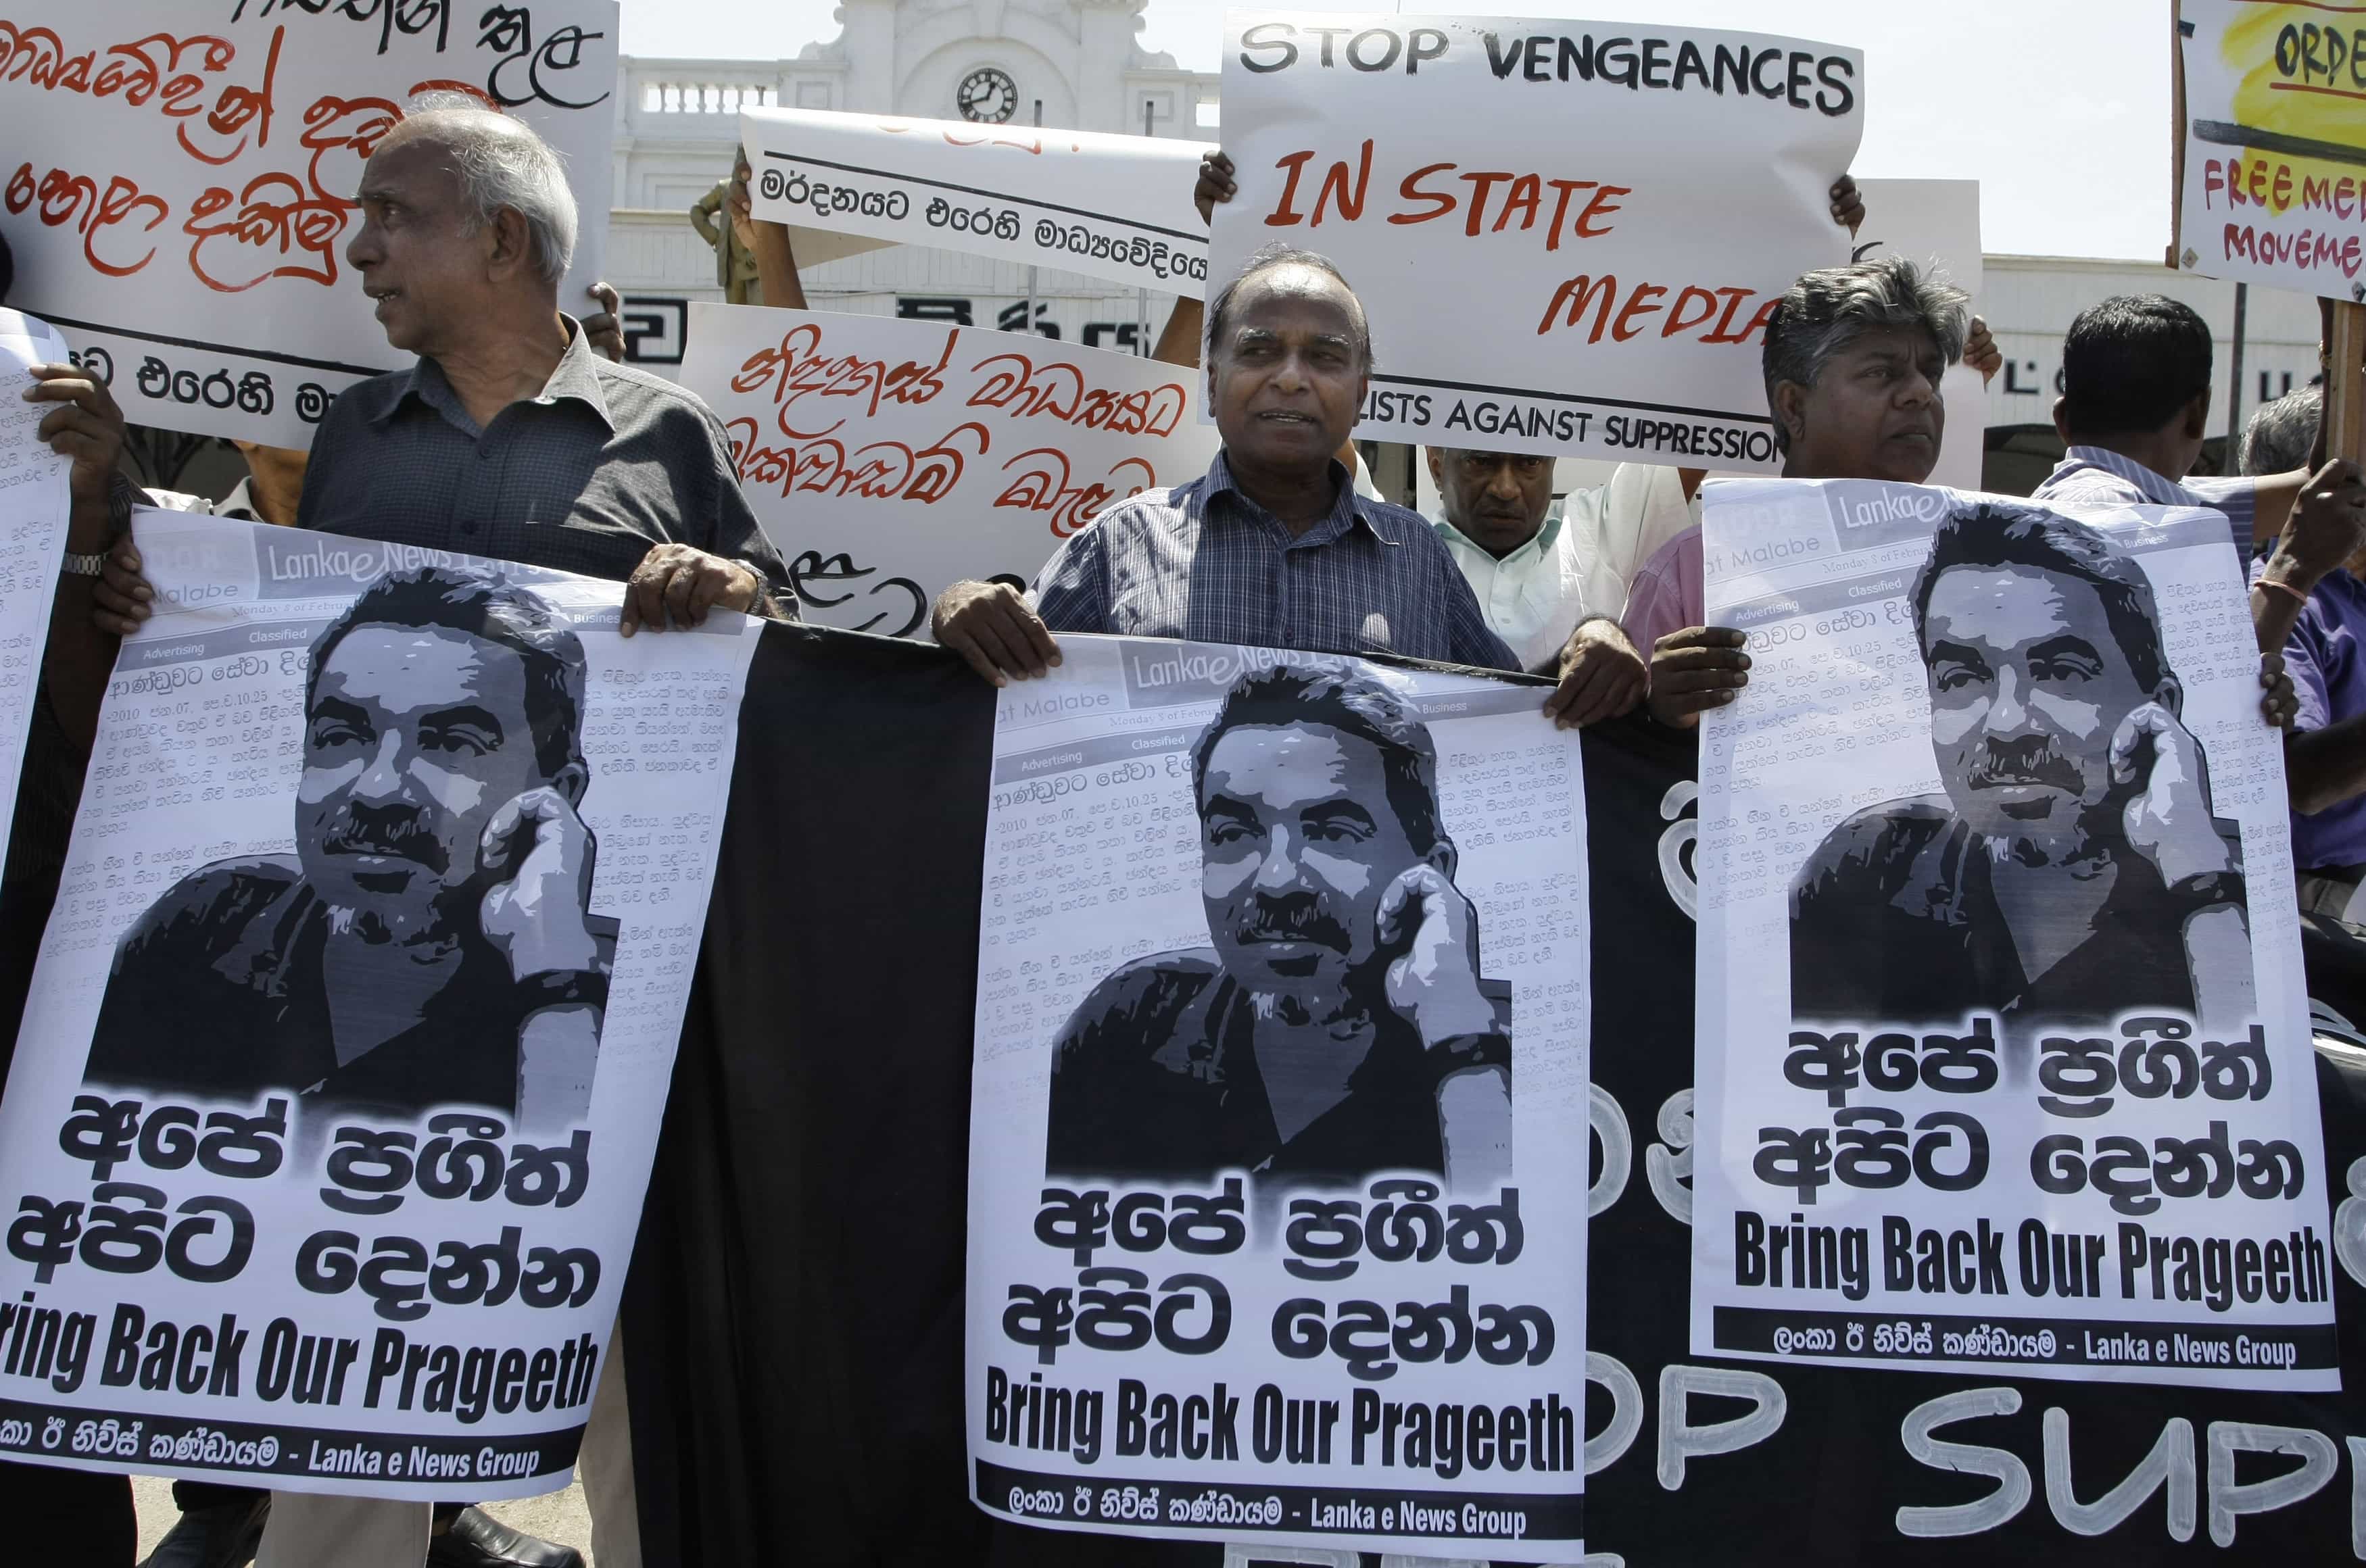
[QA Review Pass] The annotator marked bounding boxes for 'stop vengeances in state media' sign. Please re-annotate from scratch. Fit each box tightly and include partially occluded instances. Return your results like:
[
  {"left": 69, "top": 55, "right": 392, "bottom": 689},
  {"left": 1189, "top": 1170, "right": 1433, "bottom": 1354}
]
[
  {"left": 1211, "top": 12, "right": 1863, "bottom": 467},
  {"left": 0, "top": 2, "right": 621, "bottom": 447}
]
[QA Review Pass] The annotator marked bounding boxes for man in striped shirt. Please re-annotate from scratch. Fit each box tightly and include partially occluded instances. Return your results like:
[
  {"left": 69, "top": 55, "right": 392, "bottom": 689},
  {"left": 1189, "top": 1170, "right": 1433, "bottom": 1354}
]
[
  {"left": 2029, "top": 294, "right": 2363, "bottom": 661},
  {"left": 930, "top": 243, "right": 1649, "bottom": 730}
]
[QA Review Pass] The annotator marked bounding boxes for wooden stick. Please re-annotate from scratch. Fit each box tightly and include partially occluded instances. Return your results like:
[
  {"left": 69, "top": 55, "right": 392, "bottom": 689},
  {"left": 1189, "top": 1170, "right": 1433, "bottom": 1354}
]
[
  {"left": 2169, "top": 0, "right": 2187, "bottom": 270},
  {"left": 2329, "top": 301, "right": 2366, "bottom": 466}
]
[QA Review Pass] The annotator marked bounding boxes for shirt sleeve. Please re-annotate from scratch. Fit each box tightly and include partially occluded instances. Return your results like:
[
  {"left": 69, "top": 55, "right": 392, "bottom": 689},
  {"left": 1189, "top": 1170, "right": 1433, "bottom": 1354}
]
[
  {"left": 1029, "top": 522, "right": 1114, "bottom": 634},
  {"left": 694, "top": 406, "right": 796, "bottom": 618},
  {"left": 1585, "top": 465, "right": 1698, "bottom": 618},
  {"left": 2282, "top": 595, "right": 2340, "bottom": 735},
  {"left": 292, "top": 392, "right": 357, "bottom": 532},
  {"left": 1620, "top": 527, "right": 1701, "bottom": 651},
  {"left": 2181, "top": 475, "right": 2260, "bottom": 543}
]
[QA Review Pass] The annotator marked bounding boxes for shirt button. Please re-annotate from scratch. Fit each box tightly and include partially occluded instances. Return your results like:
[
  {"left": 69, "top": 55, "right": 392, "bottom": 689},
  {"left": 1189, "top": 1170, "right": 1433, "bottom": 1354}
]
[
  {"left": 461, "top": 522, "right": 478, "bottom": 535},
  {"left": 477, "top": 445, "right": 494, "bottom": 462}
]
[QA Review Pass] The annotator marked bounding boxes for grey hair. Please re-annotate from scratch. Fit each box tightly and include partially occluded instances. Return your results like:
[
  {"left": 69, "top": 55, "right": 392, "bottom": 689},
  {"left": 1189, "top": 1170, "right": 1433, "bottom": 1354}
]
[
  {"left": 1205, "top": 241, "right": 1373, "bottom": 369},
  {"left": 397, "top": 93, "right": 577, "bottom": 283},
  {"left": 1761, "top": 255, "right": 1970, "bottom": 454},
  {"left": 2239, "top": 385, "right": 2323, "bottom": 476}
]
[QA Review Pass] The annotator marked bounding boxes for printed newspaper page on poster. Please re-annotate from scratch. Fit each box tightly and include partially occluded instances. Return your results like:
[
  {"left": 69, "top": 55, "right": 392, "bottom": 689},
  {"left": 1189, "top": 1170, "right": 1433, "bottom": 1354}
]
[
  {"left": 0, "top": 310, "right": 76, "bottom": 881},
  {"left": 0, "top": 512, "right": 758, "bottom": 1494},
  {"left": 966, "top": 637, "right": 1590, "bottom": 1559},
  {"left": 0, "top": 3, "right": 621, "bottom": 447},
  {"left": 741, "top": 105, "right": 1212, "bottom": 295},
  {"left": 1690, "top": 479, "right": 2335, "bottom": 1389},
  {"left": 679, "top": 303, "right": 1219, "bottom": 635},
  {"left": 1211, "top": 12, "right": 1862, "bottom": 466},
  {"left": 2176, "top": 0, "right": 2366, "bottom": 301}
]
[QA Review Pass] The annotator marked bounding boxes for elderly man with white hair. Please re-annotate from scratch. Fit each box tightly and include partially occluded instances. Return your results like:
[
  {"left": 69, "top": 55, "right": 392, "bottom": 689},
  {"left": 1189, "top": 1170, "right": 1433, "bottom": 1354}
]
[
  {"left": 87, "top": 96, "right": 752, "bottom": 1568},
  {"left": 97, "top": 95, "right": 790, "bottom": 643}
]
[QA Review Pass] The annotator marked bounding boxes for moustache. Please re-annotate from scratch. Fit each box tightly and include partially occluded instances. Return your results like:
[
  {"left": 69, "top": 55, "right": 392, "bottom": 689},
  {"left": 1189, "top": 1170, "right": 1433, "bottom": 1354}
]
[
  {"left": 1236, "top": 893, "right": 1351, "bottom": 954},
  {"left": 320, "top": 803, "right": 448, "bottom": 875},
  {"left": 1965, "top": 737, "right": 2083, "bottom": 795}
]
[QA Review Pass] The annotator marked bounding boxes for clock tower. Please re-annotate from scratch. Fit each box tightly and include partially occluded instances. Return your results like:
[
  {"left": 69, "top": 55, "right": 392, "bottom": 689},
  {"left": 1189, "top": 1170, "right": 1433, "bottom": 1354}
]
[{"left": 771, "top": 0, "right": 1212, "bottom": 135}]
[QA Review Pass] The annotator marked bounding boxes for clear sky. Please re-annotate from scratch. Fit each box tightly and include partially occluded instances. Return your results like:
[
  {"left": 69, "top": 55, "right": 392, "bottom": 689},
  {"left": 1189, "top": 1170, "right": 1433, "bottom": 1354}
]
[{"left": 621, "top": 0, "right": 2172, "bottom": 262}]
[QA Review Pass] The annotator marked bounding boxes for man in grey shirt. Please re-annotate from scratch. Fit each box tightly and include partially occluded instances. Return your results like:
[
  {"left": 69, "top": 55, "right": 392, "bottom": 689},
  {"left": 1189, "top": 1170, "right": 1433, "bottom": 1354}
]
[
  {"left": 88, "top": 93, "right": 770, "bottom": 1568},
  {"left": 97, "top": 95, "right": 790, "bottom": 643}
]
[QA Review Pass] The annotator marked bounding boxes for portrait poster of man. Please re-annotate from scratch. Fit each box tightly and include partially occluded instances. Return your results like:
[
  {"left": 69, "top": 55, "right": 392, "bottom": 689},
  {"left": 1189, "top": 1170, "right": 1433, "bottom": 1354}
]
[
  {"left": 1689, "top": 479, "right": 2335, "bottom": 1389},
  {"left": 0, "top": 510, "right": 758, "bottom": 1494},
  {"left": 967, "top": 636, "right": 1591, "bottom": 1557}
]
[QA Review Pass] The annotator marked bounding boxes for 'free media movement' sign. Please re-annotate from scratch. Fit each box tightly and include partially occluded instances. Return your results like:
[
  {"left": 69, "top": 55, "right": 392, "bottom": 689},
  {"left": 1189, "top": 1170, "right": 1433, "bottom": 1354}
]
[{"left": 1211, "top": 12, "right": 1864, "bottom": 467}]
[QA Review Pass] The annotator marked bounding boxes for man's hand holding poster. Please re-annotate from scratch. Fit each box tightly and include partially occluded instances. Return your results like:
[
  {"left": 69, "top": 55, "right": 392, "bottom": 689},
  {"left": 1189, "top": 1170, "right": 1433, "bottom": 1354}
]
[
  {"left": 1211, "top": 12, "right": 1862, "bottom": 465},
  {"left": 681, "top": 303, "right": 1218, "bottom": 635},
  {"left": 1691, "top": 479, "right": 2334, "bottom": 1387},
  {"left": 0, "top": 3, "right": 620, "bottom": 447},
  {"left": 0, "top": 512, "right": 756, "bottom": 1494},
  {"left": 967, "top": 638, "right": 1588, "bottom": 1558},
  {"left": 740, "top": 105, "right": 1212, "bottom": 294}
]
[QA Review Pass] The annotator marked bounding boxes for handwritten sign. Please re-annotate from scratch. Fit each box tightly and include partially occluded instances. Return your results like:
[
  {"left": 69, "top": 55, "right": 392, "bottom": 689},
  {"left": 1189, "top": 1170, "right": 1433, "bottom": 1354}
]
[
  {"left": 2177, "top": 0, "right": 2366, "bottom": 301},
  {"left": 678, "top": 303, "right": 1220, "bottom": 637},
  {"left": 740, "top": 105, "right": 1212, "bottom": 296},
  {"left": 1211, "top": 12, "right": 1863, "bottom": 467},
  {"left": 0, "top": 3, "right": 621, "bottom": 447}
]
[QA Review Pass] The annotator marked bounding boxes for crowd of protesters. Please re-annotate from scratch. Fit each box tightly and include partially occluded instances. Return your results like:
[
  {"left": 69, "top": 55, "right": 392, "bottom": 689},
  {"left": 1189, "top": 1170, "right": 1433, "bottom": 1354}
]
[{"left": 3, "top": 89, "right": 2363, "bottom": 1568}]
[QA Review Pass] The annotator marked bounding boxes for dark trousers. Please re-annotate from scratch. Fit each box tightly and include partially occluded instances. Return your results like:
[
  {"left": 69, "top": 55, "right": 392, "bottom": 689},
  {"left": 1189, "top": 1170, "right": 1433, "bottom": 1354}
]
[{"left": 1, "top": 1457, "right": 136, "bottom": 1567}]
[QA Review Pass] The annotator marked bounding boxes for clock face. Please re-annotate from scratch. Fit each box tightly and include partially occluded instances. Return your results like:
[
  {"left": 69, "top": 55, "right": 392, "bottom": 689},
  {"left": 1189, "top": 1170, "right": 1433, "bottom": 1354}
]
[{"left": 957, "top": 66, "right": 1018, "bottom": 124}]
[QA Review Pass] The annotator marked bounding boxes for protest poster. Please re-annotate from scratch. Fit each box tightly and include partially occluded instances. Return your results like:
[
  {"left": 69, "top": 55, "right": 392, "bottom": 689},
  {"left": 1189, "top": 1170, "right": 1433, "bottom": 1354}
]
[
  {"left": 740, "top": 105, "right": 1212, "bottom": 295},
  {"left": 0, "top": 510, "right": 756, "bottom": 1495},
  {"left": 1689, "top": 479, "right": 2334, "bottom": 1388},
  {"left": 2175, "top": 0, "right": 2366, "bottom": 301},
  {"left": 1854, "top": 178, "right": 1987, "bottom": 491},
  {"left": 619, "top": 621, "right": 2366, "bottom": 1562},
  {"left": 0, "top": 311, "right": 76, "bottom": 881},
  {"left": 964, "top": 637, "right": 1589, "bottom": 1558},
  {"left": 681, "top": 302, "right": 1220, "bottom": 636},
  {"left": 0, "top": 3, "right": 621, "bottom": 448},
  {"left": 1209, "top": 13, "right": 1862, "bottom": 468}
]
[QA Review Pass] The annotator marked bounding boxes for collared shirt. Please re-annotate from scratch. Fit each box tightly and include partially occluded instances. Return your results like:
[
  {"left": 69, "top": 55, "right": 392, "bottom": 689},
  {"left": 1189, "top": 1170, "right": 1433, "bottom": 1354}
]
[
  {"left": 1439, "top": 464, "right": 1696, "bottom": 669},
  {"left": 2033, "top": 445, "right": 2259, "bottom": 539},
  {"left": 2273, "top": 566, "right": 2366, "bottom": 869},
  {"left": 1621, "top": 523, "right": 1706, "bottom": 653},
  {"left": 84, "top": 855, "right": 617, "bottom": 1118},
  {"left": 1032, "top": 451, "right": 1516, "bottom": 670},
  {"left": 1044, "top": 947, "right": 1510, "bottom": 1184},
  {"left": 1789, "top": 796, "right": 2236, "bottom": 1046},
  {"left": 297, "top": 317, "right": 792, "bottom": 599}
]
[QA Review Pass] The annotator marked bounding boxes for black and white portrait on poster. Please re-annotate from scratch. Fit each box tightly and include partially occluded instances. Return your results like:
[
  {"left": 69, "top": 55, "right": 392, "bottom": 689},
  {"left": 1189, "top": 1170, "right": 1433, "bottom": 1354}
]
[
  {"left": 969, "top": 637, "right": 1589, "bottom": 1560},
  {"left": 1691, "top": 479, "right": 2335, "bottom": 1389},
  {"left": 1044, "top": 662, "right": 1513, "bottom": 1190},
  {"left": 85, "top": 569, "right": 616, "bottom": 1125},
  {"left": 1789, "top": 502, "right": 2252, "bottom": 1040},
  {"left": 0, "top": 512, "right": 757, "bottom": 1496}
]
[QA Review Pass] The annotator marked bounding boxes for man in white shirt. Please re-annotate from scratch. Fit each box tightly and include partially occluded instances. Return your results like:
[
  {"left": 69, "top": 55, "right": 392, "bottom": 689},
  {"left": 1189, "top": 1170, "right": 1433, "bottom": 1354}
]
[{"left": 1429, "top": 451, "right": 1696, "bottom": 670}]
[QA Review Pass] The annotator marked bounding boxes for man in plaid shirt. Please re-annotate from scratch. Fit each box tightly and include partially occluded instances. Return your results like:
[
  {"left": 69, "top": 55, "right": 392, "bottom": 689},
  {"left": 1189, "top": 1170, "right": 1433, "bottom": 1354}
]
[{"left": 930, "top": 242, "right": 1648, "bottom": 731}]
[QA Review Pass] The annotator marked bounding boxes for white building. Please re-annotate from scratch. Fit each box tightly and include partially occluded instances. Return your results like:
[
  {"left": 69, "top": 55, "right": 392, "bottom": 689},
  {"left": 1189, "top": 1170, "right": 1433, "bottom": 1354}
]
[
  {"left": 603, "top": 0, "right": 1217, "bottom": 363},
  {"left": 601, "top": 12, "right": 2329, "bottom": 493}
]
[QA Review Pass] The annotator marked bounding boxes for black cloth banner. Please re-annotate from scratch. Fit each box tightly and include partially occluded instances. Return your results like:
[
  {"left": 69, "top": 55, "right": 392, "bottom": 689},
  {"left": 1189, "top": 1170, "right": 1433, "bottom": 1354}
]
[{"left": 625, "top": 624, "right": 2366, "bottom": 1563}]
